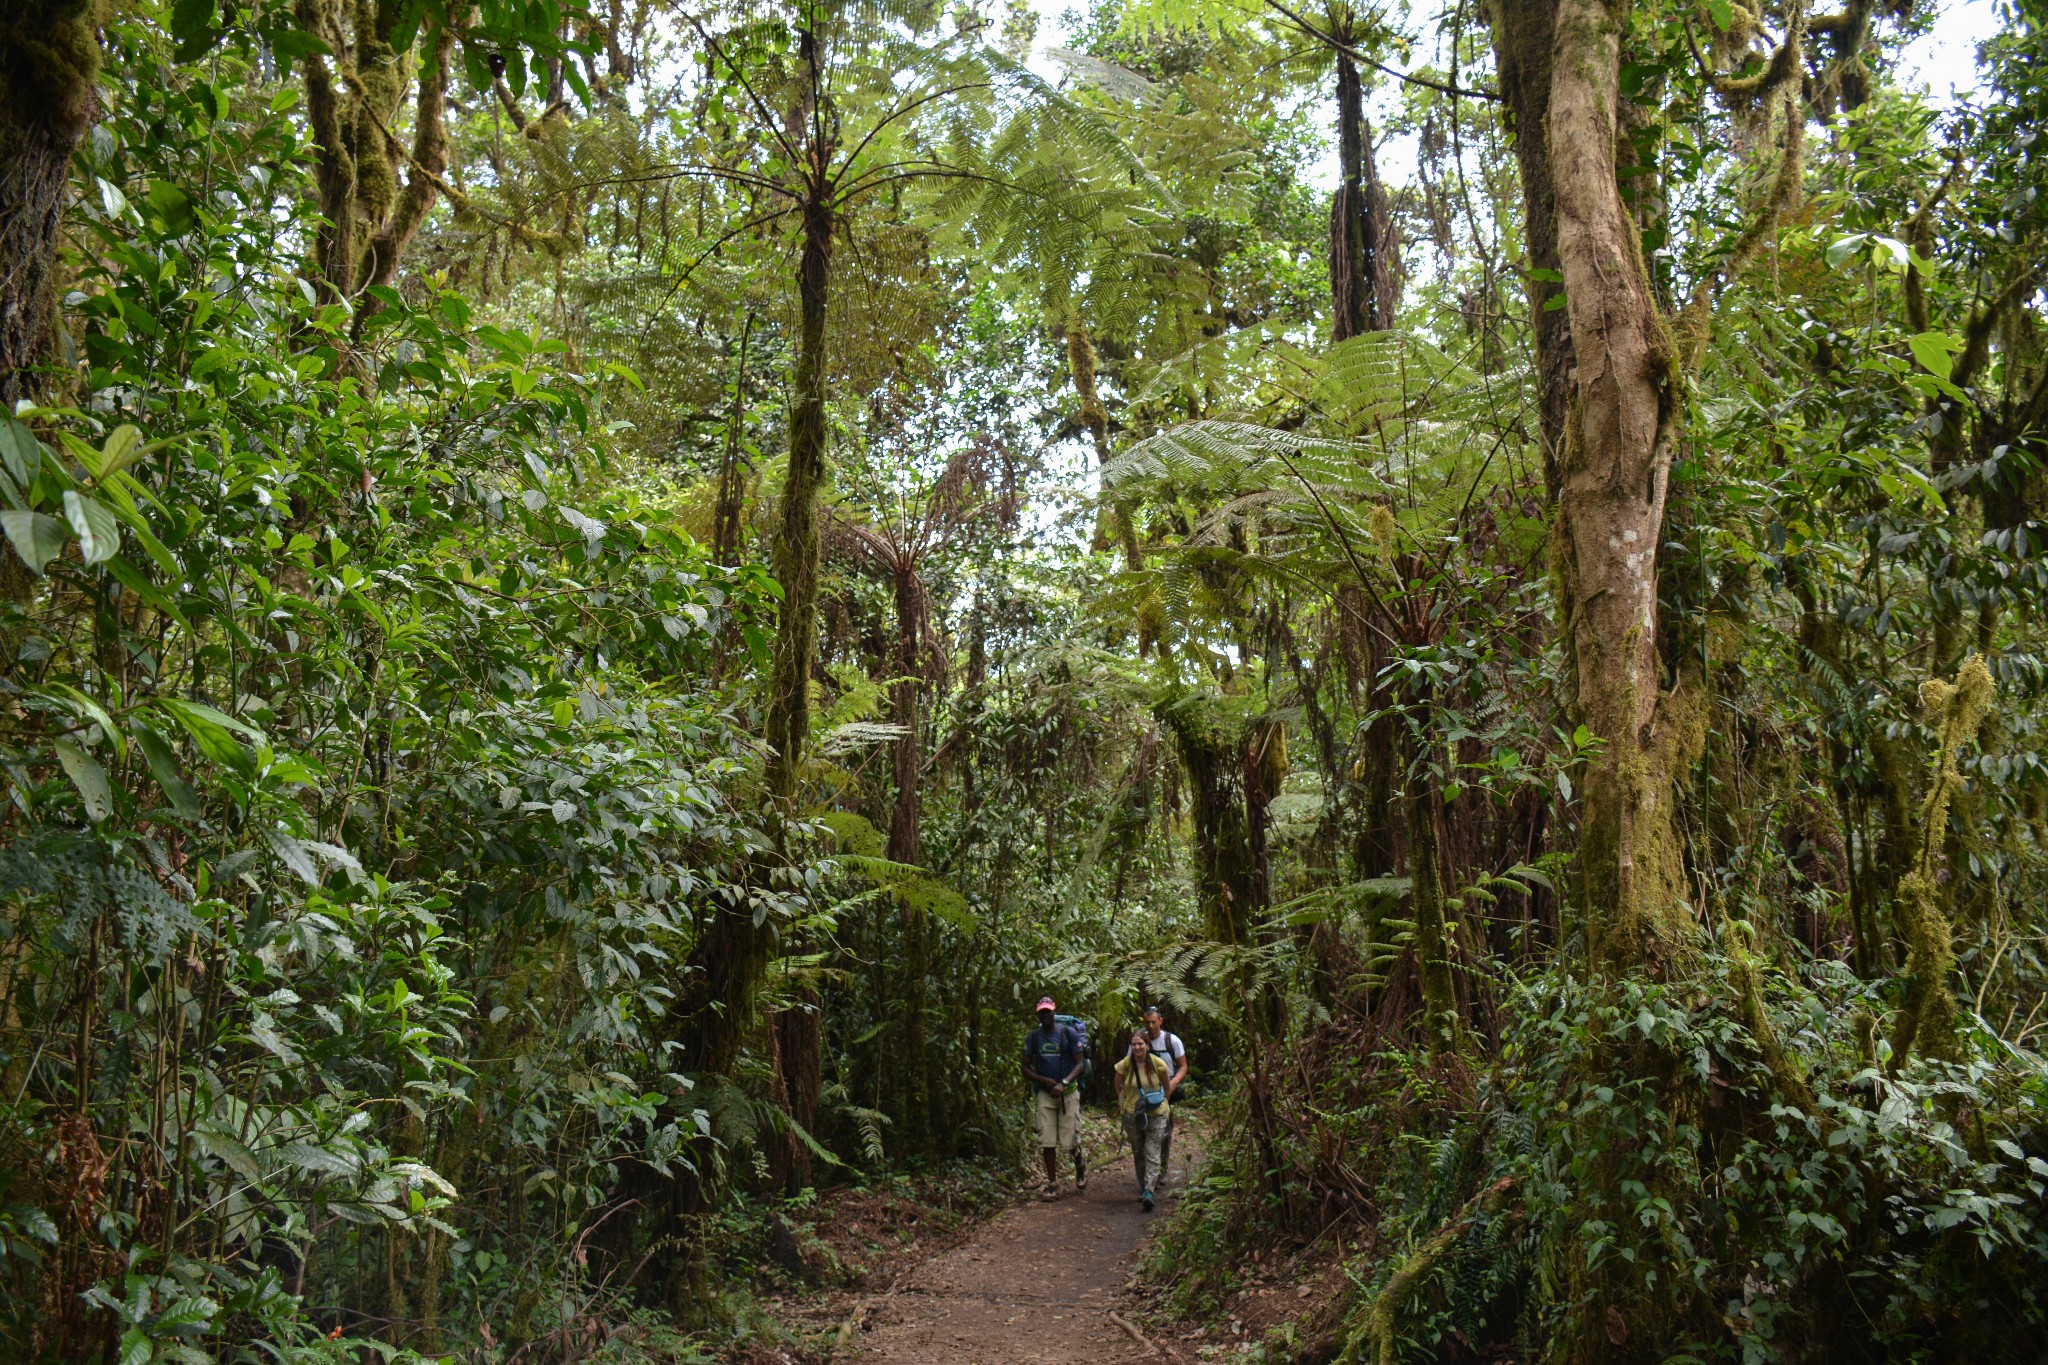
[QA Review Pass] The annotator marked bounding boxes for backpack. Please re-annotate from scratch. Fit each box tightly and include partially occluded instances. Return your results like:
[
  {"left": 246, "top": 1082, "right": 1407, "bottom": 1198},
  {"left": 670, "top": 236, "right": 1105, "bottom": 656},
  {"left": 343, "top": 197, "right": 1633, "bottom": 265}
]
[{"left": 1055, "top": 1013, "right": 1093, "bottom": 1088}]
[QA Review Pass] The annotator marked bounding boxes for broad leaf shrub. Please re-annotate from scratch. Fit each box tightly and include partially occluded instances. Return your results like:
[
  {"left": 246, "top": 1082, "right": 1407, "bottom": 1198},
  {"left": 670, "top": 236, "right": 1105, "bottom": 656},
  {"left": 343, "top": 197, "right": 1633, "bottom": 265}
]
[
  {"left": 1319, "top": 948, "right": 2048, "bottom": 1363},
  {"left": 1148, "top": 936, "right": 2048, "bottom": 1363},
  {"left": 0, "top": 28, "right": 809, "bottom": 1363}
]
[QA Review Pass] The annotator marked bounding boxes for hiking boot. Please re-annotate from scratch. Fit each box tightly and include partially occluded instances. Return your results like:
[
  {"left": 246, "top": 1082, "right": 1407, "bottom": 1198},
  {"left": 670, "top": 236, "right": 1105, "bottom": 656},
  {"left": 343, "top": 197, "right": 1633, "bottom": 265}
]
[
  {"left": 1041, "top": 1182, "right": 1060, "bottom": 1201},
  {"left": 1141, "top": 1190, "right": 1155, "bottom": 1211},
  {"left": 1074, "top": 1152, "right": 1089, "bottom": 1190}
]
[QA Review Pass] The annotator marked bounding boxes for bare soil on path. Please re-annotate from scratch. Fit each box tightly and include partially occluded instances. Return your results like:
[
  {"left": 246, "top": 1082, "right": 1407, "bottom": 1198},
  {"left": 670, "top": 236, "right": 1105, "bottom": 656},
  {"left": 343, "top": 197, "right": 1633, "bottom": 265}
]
[{"left": 840, "top": 1115, "right": 1195, "bottom": 1365}]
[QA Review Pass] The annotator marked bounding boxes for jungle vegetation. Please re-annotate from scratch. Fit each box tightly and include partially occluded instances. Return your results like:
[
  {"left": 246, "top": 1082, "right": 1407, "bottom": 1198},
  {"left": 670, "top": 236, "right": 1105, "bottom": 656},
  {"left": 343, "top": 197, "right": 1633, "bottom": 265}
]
[{"left": 2, "top": 0, "right": 2047, "bottom": 1359}]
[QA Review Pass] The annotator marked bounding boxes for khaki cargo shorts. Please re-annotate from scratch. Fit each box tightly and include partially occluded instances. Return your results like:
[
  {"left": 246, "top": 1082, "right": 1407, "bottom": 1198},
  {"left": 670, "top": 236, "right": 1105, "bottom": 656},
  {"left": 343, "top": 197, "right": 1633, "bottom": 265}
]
[{"left": 1034, "top": 1086, "right": 1081, "bottom": 1150}]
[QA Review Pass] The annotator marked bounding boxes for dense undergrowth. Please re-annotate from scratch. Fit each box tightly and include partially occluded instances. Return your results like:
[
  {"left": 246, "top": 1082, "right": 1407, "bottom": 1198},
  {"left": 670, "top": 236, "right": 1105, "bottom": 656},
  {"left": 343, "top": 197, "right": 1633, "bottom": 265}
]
[
  {"left": 1153, "top": 949, "right": 2048, "bottom": 1362},
  {"left": 6, "top": 0, "right": 2048, "bottom": 1361}
]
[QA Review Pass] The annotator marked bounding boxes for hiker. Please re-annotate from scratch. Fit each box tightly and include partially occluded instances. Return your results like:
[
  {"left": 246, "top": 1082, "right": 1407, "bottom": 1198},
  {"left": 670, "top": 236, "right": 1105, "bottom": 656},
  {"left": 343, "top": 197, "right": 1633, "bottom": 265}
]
[
  {"left": 1021, "top": 996, "right": 1087, "bottom": 1199},
  {"left": 1142, "top": 1004, "right": 1187, "bottom": 1180},
  {"left": 1114, "top": 1030, "right": 1172, "bottom": 1211}
]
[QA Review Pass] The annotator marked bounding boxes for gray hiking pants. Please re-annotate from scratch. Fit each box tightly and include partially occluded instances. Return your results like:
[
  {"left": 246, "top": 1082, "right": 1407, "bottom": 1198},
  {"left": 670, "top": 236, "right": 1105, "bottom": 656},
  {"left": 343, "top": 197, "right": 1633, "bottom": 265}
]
[{"left": 1128, "top": 1108, "right": 1168, "bottom": 1195}]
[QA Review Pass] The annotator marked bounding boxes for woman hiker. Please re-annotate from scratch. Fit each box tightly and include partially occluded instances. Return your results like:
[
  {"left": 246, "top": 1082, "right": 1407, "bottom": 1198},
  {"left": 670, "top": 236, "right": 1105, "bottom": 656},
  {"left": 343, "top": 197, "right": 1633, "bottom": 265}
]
[{"left": 1114, "top": 1029, "right": 1172, "bottom": 1211}]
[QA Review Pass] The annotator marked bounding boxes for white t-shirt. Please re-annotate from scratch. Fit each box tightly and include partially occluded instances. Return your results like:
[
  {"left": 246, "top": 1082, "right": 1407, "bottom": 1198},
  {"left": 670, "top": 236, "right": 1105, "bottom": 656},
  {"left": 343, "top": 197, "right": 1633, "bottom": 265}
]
[{"left": 1146, "top": 1030, "right": 1185, "bottom": 1076}]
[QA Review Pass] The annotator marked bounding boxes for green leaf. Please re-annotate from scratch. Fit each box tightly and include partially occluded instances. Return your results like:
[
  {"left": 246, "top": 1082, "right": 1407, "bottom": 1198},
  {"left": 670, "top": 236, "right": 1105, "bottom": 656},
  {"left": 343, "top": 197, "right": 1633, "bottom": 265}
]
[
  {"left": 1823, "top": 233, "right": 1867, "bottom": 269},
  {"left": 41, "top": 682, "right": 127, "bottom": 762},
  {"left": 192, "top": 1125, "right": 260, "bottom": 1182},
  {"left": 104, "top": 554, "right": 190, "bottom": 630},
  {"left": 145, "top": 180, "right": 198, "bottom": 234},
  {"left": 132, "top": 720, "right": 203, "bottom": 820},
  {"left": 1, "top": 510, "right": 68, "bottom": 574},
  {"left": 98, "top": 483, "right": 182, "bottom": 578},
  {"left": 1706, "top": 0, "right": 1734, "bottom": 28},
  {"left": 170, "top": 0, "right": 218, "bottom": 54},
  {"left": 54, "top": 738, "right": 114, "bottom": 823},
  {"left": 9, "top": 1205, "right": 57, "bottom": 1244},
  {"left": 1909, "top": 331, "right": 1960, "bottom": 380},
  {"left": 274, "top": 1140, "right": 359, "bottom": 1179},
  {"left": 158, "top": 698, "right": 256, "bottom": 775},
  {"left": 0, "top": 417, "right": 42, "bottom": 489},
  {"left": 267, "top": 829, "right": 322, "bottom": 884},
  {"left": 62, "top": 491, "right": 121, "bottom": 564},
  {"left": 163, "top": 696, "right": 265, "bottom": 741},
  {"left": 211, "top": 848, "right": 260, "bottom": 882},
  {"left": 151, "top": 1295, "right": 218, "bottom": 1332},
  {"left": 95, "top": 425, "right": 145, "bottom": 481}
]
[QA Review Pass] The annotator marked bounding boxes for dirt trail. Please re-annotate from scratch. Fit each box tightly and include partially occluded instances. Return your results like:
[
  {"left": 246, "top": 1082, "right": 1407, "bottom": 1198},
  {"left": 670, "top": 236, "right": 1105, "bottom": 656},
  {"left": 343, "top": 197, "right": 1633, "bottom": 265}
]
[{"left": 845, "top": 1120, "right": 1194, "bottom": 1364}]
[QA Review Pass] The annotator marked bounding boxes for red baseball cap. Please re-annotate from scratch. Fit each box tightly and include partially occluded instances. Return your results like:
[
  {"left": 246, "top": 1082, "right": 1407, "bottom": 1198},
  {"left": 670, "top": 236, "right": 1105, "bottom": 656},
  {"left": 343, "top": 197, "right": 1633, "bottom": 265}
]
[{"left": 1035, "top": 996, "right": 1056, "bottom": 1012}]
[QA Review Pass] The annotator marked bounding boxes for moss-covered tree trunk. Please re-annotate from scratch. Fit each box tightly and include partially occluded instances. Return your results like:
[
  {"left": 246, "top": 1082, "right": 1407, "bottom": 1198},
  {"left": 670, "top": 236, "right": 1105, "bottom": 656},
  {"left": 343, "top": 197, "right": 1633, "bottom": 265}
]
[
  {"left": 1546, "top": 0, "right": 1705, "bottom": 971},
  {"left": 1067, "top": 322, "right": 1143, "bottom": 570},
  {"left": 1328, "top": 14, "right": 1397, "bottom": 341},
  {"left": 762, "top": 190, "right": 832, "bottom": 816},
  {"left": 713, "top": 316, "right": 754, "bottom": 567},
  {"left": 1486, "top": 0, "right": 1573, "bottom": 487},
  {"left": 0, "top": 1, "right": 100, "bottom": 409},
  {"left": 887, "top": 556, "right": 937, "bottom": 1146},
  {"left": 293, "top": 0, "right": 458, "bottom": 306},
  {"left": 0, "top": 3, "right": 99, "bottom": 650},
  {"left": 888, "top": 559, "right": 923, "bottom": 866},
  {"left": 683, "top": 182, "right": 831, "bottom": 1086},
  {"left": 1404, "top": 753, "right": 1460, "bottom": 1049},
  {"left": 1162, "top": 699, "right": 1265, "bottom": 948},
  {"left": 1351, "top": 633, "right": 1401, "bottom": 881}
]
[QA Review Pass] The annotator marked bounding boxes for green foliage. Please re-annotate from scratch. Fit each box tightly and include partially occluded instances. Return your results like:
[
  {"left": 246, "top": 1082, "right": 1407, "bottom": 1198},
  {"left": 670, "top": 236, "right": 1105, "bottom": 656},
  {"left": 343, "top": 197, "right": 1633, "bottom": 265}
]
[
  {"left": 0, "top": 30, "right": 805, "bottom": 1360},
  {"left": 15, "top": 0, "right": 2048, "bottom": 1358}
]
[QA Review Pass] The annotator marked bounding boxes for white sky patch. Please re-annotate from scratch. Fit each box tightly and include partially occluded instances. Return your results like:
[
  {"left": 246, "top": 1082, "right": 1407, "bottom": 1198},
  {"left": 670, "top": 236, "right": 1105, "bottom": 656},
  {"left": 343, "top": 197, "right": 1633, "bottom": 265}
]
[
  {"left": 1024, "top": 0, "right": 2009, "bottom": 194},
  {"left": 1898, "top": 0, "right": 2002, "bottom": 104}
]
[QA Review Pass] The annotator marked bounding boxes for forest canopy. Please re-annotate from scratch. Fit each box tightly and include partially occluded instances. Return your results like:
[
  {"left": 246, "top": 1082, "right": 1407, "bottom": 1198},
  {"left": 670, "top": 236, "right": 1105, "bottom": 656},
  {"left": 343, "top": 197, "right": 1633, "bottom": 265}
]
[{"left": 2, "top": 0, "right": 2047, "bottom": 1360}]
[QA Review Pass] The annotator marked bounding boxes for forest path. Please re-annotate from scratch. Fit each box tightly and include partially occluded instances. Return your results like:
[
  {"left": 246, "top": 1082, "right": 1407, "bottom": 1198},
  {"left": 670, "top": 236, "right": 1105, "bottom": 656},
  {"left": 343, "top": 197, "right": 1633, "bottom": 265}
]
[{"left": 843, "top": 1115, "right": 1196, "bottom": 1364}]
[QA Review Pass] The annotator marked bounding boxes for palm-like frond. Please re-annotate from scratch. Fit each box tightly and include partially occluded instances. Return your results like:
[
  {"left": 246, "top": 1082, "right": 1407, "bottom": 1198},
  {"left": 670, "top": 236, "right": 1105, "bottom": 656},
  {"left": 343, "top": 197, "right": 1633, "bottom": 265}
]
[{"left": 1098, "top": 329, "right": 1537, "bottom": 650}]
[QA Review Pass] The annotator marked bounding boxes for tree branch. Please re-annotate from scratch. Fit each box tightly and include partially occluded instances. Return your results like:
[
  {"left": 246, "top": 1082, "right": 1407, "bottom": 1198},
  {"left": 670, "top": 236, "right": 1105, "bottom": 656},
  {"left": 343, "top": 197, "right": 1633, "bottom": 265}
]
[
  {"left": 687, "top": 13, "right": 806, "bottom": 168},
  {"left": 1260, "top": 0, "right": 1501, "bottom": 102}
]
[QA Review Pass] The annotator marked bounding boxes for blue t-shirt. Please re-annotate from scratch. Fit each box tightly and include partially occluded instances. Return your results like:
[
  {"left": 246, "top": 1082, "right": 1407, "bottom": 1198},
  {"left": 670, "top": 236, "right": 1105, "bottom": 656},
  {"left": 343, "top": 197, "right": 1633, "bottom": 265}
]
[{"left": 1023, "top": 1023, "right": 1082, "bottom": 1084}]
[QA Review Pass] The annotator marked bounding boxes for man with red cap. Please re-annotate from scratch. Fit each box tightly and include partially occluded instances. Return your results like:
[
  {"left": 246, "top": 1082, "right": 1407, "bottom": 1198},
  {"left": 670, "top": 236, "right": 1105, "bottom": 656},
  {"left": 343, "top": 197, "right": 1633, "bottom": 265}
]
[{"left": 1021, "top": 996, "right": 1087, "bottom": 1199}]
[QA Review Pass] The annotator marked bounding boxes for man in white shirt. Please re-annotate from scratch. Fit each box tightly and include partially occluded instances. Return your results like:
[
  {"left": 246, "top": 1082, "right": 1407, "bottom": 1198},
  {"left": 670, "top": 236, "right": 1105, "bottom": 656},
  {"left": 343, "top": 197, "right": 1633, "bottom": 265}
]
[{"left": 1141, "top": 1005, "right": 1187, "bottom": 1181}]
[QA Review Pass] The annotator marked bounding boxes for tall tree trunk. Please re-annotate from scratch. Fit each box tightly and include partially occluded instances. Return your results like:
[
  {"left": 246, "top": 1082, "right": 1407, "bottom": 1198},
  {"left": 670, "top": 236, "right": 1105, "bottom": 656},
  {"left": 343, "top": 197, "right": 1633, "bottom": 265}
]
[
  {"left": 887, "top": 558, "right": 934, "bottom": 1147},
  {"left": 713, "top": 315, "right": 755, "bottom": 566},
  {"left": 1162, "top": 699, "right": 1264, "bottom": 948},
  {"left": 887, "top": 559, "right": 922, "bottom": 865},
  {"left": 297, "top": 0, "right": 361, "bottom": 299},
  {"left": 358, "top": 10, "right": 457, "bottom": 296},
  {"left": 762, "top": 188, "right": 832, "bottom": 814},
  {"left": 1486, "top": 0, "right": 1573, "bottom": 490},
  {"left": 0, "top": 3, "right": 98, "bottom": 638},
  {"left": 1547, "top": 0, "right": 1704, "bottom": 969},
  {"left": 1351, "top": 629, "right": 1401, "bottom": 880},
  {"left": 0, "top": 1, "right": 100, "bottom": 409},
  {"left": 638, "top": 177, "right": 834, "bottom": 1309},
  {"left": 681, "top": 187, "right": 830, "bottom": 1089},
  {"left": 1328, "top": 31, "right": 1398, "bottom": 340},
  {"left": 770, "top": 999, "right": 818, "bottom": 1189},
  {"left": 296, "top": 0, "right": 459, "bottom": 306},
  {"left": 1404, "top": 749, "right": 1460, "bottom": 1049}
]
